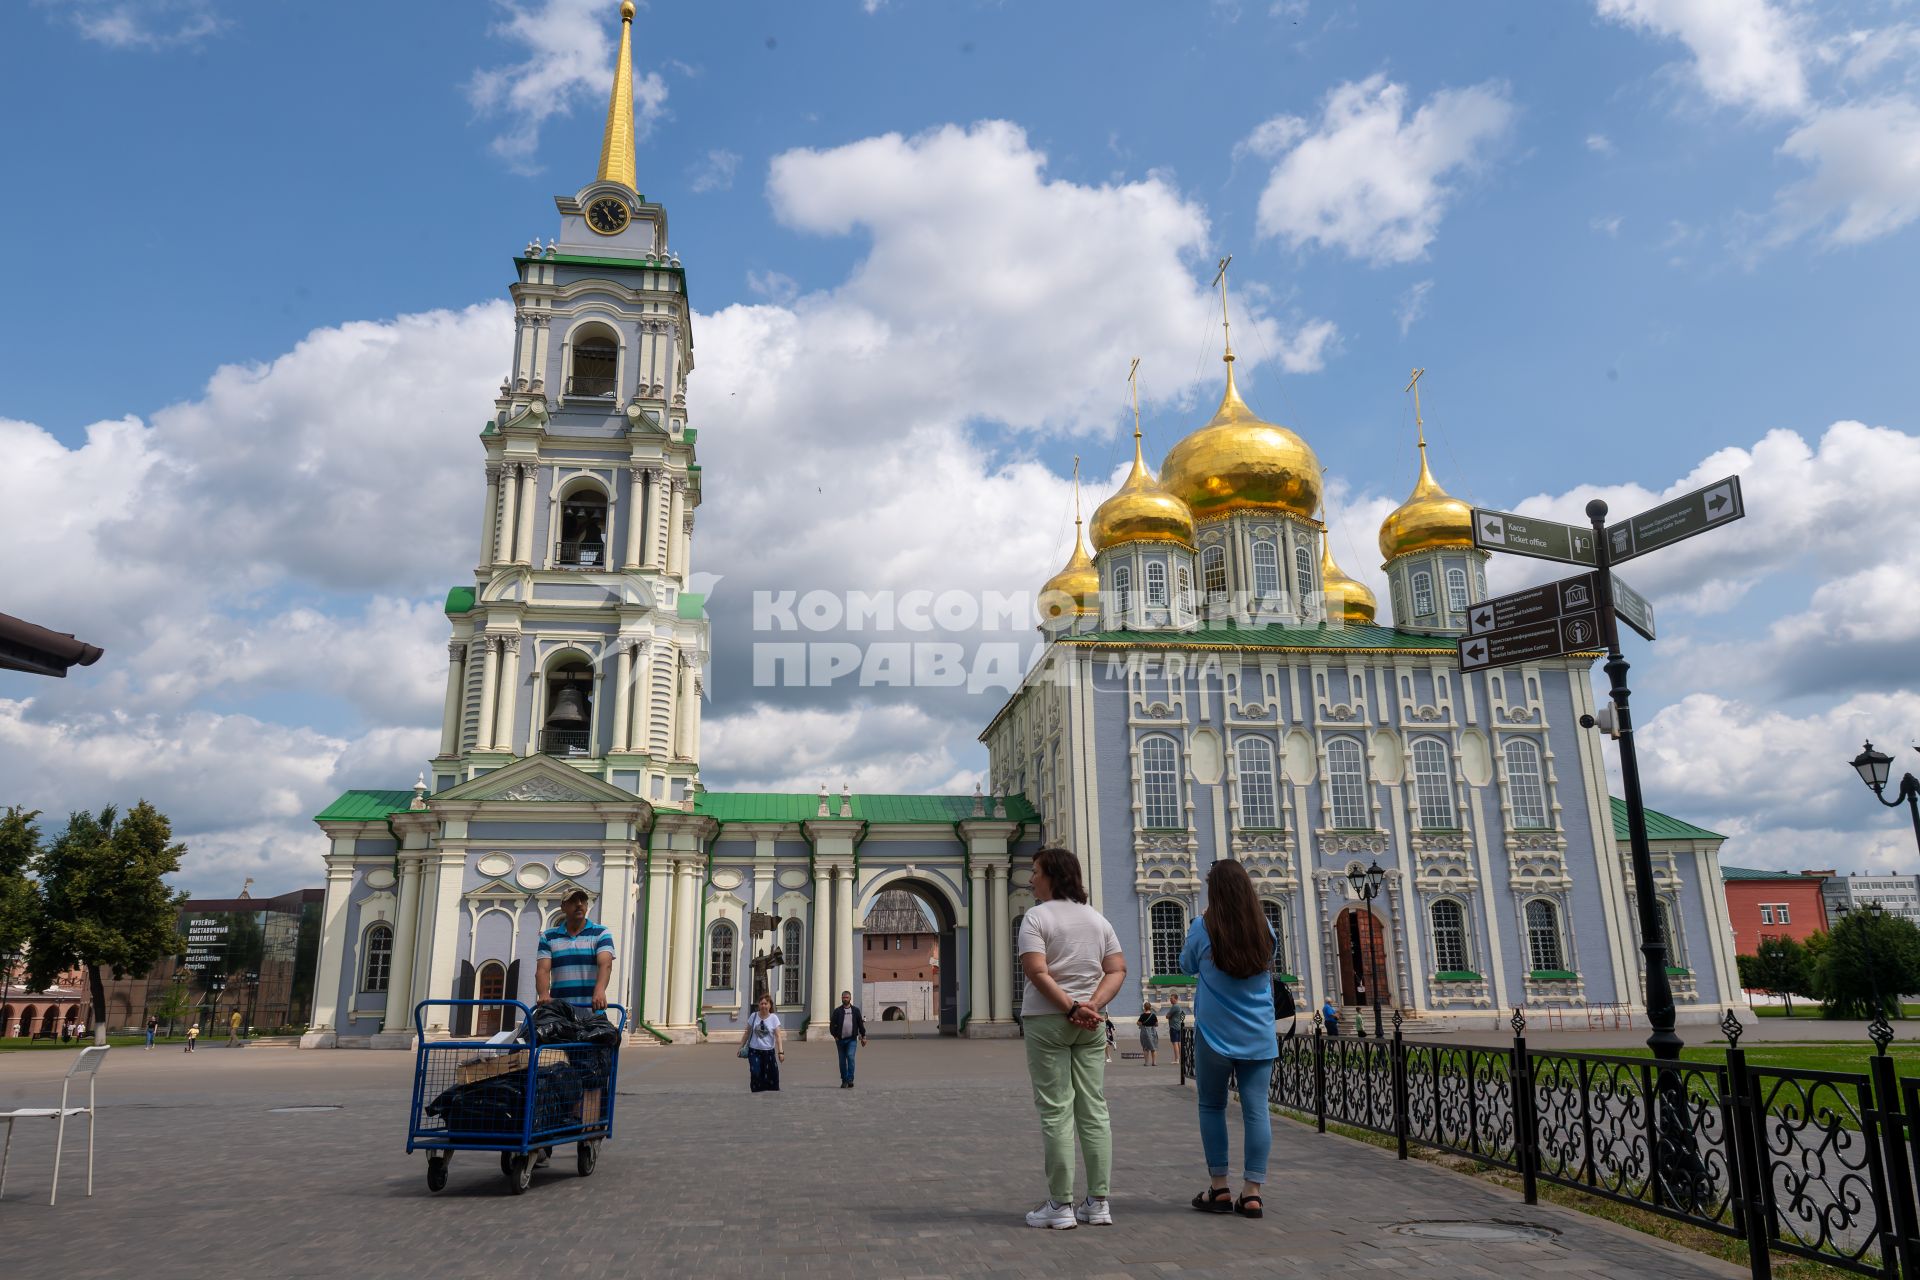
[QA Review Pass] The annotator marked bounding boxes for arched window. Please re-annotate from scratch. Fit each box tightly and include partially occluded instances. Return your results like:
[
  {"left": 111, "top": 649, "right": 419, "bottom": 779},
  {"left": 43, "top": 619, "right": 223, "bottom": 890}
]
[
  {"left": 360, "top": 923, "right": 393, "bottom": 993},
  {"left": 1391, "top": 579, "right": 1405, "bottom": 618},
  {"left": 1146, "top": 561, "right": 1168, "bottom": 607},
  {"left": 1446, "top": 567, "right": 1469, "bottom": 612},
  {"left": 1503, "top": 739, "right": 1550, "bottom": 829},
  {"left": 1141, "top": 735, "right": 1183, "bottom": 829},
  {"left": 1412, "top": 570, "right": 1435, "bottom": 616},
  {"left": 1149, "top": 900, "right": 1187, "bottom": 976},
  {"left": 1656, "top": 900, "right": 1685, "bottom": 968},
  {"left": 476, "top": 961, "right": 507, "bottom": 1036},
  {"left": 1251, "top": 541, "right": 1280, "bottom": 600},
  {"left": 1327, "top": 738, "right": 1369, "bottom": 830},
  {"left": 707, "top": 921, "right": 736, "bottom": 989},
  {"left": 540, "top": 653, "right": 594, "bottom": 757},
  {"left": 1011, "top": 912, "right": 1027, "bottom": 1011},
  {"left": 1525, "top": 899, "right": 1565, "bottom": 972},
  {"left": 780, "top": 919, "right": 804, "bottom": 1006},
  {"left": 1294, "top": 544, "right": 1313, "bottom": 601},
  {"left": 1175, "top": 566, "right": 1191, "bottom": 611},
  {"left": 1261, "top": 900, "right": 1287, "bottom": 972},
  {"left": 568, "top": 324, "right": 618, "bottom": 397},
  {"left": 1431, "top": 900, "right": 1469, "bottom": 972},
  {"left": 1202, "top": 546, "right": 1228, "bottom": 602},
  {"left": 1236, "top": 736, "right": 1279, "bottom": 829},
  {"left": 1411, "top": 738, "right": 1456, "bottom": 831},
  {"left": 557, "top": 485, "right": 609, "bottom": 567},
  {"left": 1112, "top": 564, "right": 1133, "bottom": 618}
]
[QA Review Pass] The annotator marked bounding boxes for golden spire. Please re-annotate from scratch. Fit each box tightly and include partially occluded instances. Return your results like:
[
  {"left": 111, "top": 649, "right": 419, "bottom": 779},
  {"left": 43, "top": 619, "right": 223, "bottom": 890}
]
[
  {"left": 1126, "top": 356, "right": 1147, "bottom": 481},
  {"left": 1040, "top": 454, "right": 1100, "bottom": 622},
  {"left": 1378, "top": 367, "right": 1474, "bottom": 560},
  {"left": 1406, "top": 366, "right": 1426, "bottom": 446},
  {"left": 1318, "top": 504, "right": 1377, "bottom": 626},
  {"left": 597, "top": 2, "right": 639, "bottom": 191},
  {"left": 1091, "top": 357, "right": 1196, "bottom": 550},
  {"left": 1212, "top": 254, "right": 1235, "bottom": 365}
]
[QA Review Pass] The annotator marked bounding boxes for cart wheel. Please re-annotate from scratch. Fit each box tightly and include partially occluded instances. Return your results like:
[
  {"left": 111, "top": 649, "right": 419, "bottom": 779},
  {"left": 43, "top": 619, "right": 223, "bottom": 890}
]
[
  {"left": 505, "top": 1153, "right": 533, "bottom": 1194},
  {"left": 500, "top": 1151, "right": 515, "bottom": 1178},
  {"left": 426, "top": 1156, "right": 449, "bottom": 1193},
  {"left": 576, "top": 1140, "right": 599, "bottom": 1177}
]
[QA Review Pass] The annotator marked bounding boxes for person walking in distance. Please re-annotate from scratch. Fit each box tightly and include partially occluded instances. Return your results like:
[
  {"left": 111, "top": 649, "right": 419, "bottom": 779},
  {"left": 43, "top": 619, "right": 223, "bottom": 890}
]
[
  {"left": 228, "top": 1008, "right": 243, "bottom": 1047},
  {"left": 1181, "top": 859, "right": 1278, "bottom": 1221},
  {"left": 1018, "top": 846, "right": 1127, "bottom": 1230},
  {"left": 831, "top": 990, "right": 867, "bottom": 1088},
  {"left": 1165, "top": 993, "right": 1187, "bottom": 1058},
  {"left": 184, "top": 1022, "right": 198, "bottom": 1053},
  {"left": 1321, "top": 997, "right": 1340, "bottom": 1039},
  {"left": 1138, "top": 1000, "right": 1160, "bottom": 1067},
  {"left": 145, "top": 1015, "right": 158, "bottom": 1050},
  {"left": 739, "top": 992, "right": 785, "bottom": 1092}
]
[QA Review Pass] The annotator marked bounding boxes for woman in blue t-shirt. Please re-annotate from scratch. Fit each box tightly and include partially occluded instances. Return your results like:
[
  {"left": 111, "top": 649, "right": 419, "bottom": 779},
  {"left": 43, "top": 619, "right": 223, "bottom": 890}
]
[{"left": 1179, "top": 859, "right": 1276, "bottom": 1219}]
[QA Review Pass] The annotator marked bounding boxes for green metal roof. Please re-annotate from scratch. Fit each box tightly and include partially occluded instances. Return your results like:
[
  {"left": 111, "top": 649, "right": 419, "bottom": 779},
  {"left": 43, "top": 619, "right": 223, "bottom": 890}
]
[
  {"left": 315, "top": 790, "right": 415, "bottom": 822},
  {"left": 696, "top": 792, "right": 1040, "bottom": 825},
  {"left": 1057, "top": 622, "right": 1464, "bottom": 654},
  {"left": 445, "top": 586, "right": 476, "bottom": 615},
  {"left": 1610, "top": 796, "right": 1725, "bottom": 842},
  {"left": 1721, "top": 865, "right": 1823, "bottom": 881},
  {"left": 676, "top": 591, "right": 706, "bottom": 620}
]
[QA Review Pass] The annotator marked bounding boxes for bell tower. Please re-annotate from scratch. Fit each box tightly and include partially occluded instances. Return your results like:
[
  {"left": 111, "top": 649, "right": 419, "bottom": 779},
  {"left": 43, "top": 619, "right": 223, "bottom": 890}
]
[{"left": 429, "top": 0, "right": 708, "bottom": 807}]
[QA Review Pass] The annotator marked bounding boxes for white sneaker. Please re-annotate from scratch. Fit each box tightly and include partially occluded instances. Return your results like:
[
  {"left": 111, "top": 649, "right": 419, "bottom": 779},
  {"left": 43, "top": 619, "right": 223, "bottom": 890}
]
[
  {"left": 1075, "top": 1196, "right": 1113, "bottom": 1225},
  {"left": 1025, "top": 1199, "right": 1076, "bottom": 1230}
]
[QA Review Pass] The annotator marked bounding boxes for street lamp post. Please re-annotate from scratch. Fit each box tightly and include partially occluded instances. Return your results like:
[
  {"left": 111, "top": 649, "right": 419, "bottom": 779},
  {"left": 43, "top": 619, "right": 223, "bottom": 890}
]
[
  {"left": 244, "top": 971, "right": 260, "bottom": 1039},
  {"left": 1346, "top": 859, "right": 1388, "bottom": 1040},
  {"left": 169, "top": 970, "right": 188, "bottom": 1038},
  {"left": 1850, "top": 741, "right": 1920, "bottom": 856}
]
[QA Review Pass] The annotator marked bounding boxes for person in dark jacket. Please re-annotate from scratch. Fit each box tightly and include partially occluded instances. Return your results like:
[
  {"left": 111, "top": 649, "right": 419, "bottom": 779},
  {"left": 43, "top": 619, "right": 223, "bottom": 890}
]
[{"left": 831, "top": 990, "right": 868, "bottom": 1088}]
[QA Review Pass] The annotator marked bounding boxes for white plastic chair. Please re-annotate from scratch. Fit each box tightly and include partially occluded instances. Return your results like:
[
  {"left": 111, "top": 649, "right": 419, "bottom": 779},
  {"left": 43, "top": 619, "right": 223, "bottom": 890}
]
[{"left": 0, "top": 1044, "right": 108, "bottom": 1205}]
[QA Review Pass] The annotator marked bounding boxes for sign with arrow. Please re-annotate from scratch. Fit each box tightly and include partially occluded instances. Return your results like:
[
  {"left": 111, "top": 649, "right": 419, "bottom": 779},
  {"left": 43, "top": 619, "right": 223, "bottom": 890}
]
[
  {"left": 1605, "top": 475, "right": 1743, "bottom": 563},
  {"left": 1471, "top": 508, "right": 1596, "bottom": 566},
  {"left": 1610, "top": 573, "right": 1656, "bottom": 642},
  {"left": 1468, "top": 572, "right": 1597, "bottom": 636},
  {"left": 1458, "top": 611, "right": 1602, "bottom": 672}
]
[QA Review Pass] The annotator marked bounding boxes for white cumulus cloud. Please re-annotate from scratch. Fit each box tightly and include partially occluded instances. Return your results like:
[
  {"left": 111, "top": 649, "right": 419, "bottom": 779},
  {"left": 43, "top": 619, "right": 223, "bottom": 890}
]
[{"left": 1596, "top": 0, "right": 1809, "bottom": 116}]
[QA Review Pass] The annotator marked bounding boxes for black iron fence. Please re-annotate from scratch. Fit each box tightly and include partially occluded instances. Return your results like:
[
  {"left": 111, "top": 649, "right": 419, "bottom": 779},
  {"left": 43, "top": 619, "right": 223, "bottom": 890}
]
[{"left": 1179, "top": 1008, "right": 1920, "bottom": 1280}]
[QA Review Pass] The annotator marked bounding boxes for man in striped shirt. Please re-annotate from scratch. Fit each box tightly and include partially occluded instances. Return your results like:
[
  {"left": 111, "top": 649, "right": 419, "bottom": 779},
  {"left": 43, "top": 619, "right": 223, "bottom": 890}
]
[{"left": 536, "top": 889, "right": 614, "bottom": 1011}]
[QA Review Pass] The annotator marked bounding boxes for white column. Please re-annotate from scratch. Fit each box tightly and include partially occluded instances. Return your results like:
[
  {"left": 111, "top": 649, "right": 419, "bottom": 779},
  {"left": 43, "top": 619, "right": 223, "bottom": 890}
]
[
  {"left": 474, "top": 637, "right": 499, "bottom": 754},
  {"left": 833, "top": 868, "right": 855, "bottom": 1002},
  {"left": 421, "top": 852, "right": 468, "bottom": 1032},
  {"left": 809, "top": 867, "right": 833, "bottom": 1030},
  {"left": 680, "top": 509, "right": 695, "bottom": 577},
  {"left": 623, "top": 466, "right": 645, "bottom": 569},
  {"left": 307, "top": 857, "right": 356, "bottom": 1036},
  {"left": 437, "top": 640, "right": 466, "bottom": 758},
  {"left": 513, "top": 464, "right": 536, "bottom": 565},
  {"left": 494, "top": 467, "right": 519, "bottom": 564},
  {"left": 627, "top": 643, "right": 649, "bottom": 752},
  {"left": 380, "top": 853, "right": 426, "bottom": 1035},
  {"left": 479, "top": 464, "right": 502, "bottom": 570},
  {"left": 674, "top": 655, "right": 695, "bottom": 759},
  {"left": 642, "top": 854, "right": 672, "bottom": 1027},
  {"left": 601, "top": 847, "right": 637, "bottom": 1011},
  {"left": 667, "top": 859, "right": 698, "bottom": 1026},
  {"left": 640, "top": 469, "right": 661, "bottom": 568},
  {"left": 611, "top": 641, "right": 633, "bottom": 753},
  {"left": 493, "top": 634, "right": 522, "bottom": 752},
  {"left": 989, "top": 864, "right": 1013, "bottom": 1021},
  {"left": 969, "top": 863, "right": 990, "bottom": 1029},
  {"left": 666, "top": 478, "right": 686, "bottom": 577}
]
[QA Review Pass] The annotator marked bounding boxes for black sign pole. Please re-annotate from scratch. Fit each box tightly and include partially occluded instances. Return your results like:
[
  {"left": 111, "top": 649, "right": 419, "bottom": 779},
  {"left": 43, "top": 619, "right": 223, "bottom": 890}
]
[{"left": 1589, "top": 497, "right": 1704, "bottom": 1209}]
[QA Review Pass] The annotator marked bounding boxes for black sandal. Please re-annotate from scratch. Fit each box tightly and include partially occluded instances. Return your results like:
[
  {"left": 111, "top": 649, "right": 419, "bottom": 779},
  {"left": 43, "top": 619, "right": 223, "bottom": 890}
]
[
  {"left": 1235, "top": 1193, "right": 1264, "bottom": 1219},
  {"left": 1192, "top": 1186, "right": 1234, "bottom": 1214}
]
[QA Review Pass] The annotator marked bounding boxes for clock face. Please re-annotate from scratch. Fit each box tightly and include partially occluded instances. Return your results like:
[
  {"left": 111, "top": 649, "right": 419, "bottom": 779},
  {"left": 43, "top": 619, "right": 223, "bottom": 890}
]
[{"left": 586, "top": 197, "right": 630, "bottom": 235}]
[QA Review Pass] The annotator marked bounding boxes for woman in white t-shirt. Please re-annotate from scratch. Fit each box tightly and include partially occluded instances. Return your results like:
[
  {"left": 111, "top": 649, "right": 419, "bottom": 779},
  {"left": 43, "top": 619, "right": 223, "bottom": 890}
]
[
  {"left": 738, "top": 993, "right": 786, "bottom": 1092},
  {"left": 1017, "top": 846, "right": 1127, "bottom": 1230}
]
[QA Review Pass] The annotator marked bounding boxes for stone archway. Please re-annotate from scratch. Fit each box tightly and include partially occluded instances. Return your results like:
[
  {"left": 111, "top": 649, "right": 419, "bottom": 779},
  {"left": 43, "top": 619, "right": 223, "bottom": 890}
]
[
  {"left": 1333, "top": 906, "right": 1391, "bottom": 1009},
  {"left": 859, "top": 874, "right": 961, "bottom": 1035}
]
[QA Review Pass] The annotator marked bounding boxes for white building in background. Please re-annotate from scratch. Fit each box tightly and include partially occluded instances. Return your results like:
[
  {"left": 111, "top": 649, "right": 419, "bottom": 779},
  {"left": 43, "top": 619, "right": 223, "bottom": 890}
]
[{"left": 1818, "top": 872, "right": 1920, "bottom": 925}]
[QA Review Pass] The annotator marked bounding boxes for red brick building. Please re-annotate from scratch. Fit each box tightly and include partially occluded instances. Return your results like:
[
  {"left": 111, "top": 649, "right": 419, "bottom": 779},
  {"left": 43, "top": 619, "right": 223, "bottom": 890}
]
[
  {"left": 1721, "top": 866, "right": 1830, "bottom": 953},
  {"left": 862, "top": 890, "right": 939, "bottom": 1021}
]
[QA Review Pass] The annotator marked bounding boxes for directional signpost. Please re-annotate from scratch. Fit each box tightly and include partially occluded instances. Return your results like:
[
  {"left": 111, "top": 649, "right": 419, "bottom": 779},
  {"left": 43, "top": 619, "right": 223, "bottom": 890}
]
[{"left": 1473, "top": 468, "right": 1747, "bottom": 1196}]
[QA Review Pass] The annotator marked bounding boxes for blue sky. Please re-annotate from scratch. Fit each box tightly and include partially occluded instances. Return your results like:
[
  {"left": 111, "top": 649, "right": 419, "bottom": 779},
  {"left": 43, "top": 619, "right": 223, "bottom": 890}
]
[{"left": 5, "top": 0, "right": 1920, "bottom": 892}]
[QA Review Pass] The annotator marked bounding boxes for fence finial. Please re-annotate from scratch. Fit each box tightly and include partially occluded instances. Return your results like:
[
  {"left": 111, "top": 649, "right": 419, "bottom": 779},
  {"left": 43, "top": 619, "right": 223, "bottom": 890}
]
[
  {"left": 1720, "top": 1007, "right": 1743, "bottom": 1048},
  {"left": 1870, "top": 1014, "right": 1896, "bottom": 1055},
  {"left": 1509, "top": 1007, "right": 1527, "bottom": 1035}
]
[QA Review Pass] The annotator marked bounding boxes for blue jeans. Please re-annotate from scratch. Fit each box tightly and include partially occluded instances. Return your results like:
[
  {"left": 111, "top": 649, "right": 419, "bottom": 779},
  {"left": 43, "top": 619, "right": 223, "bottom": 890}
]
[
  {"left": 748, "top": 1048, "right": 780, "bottom": 1092},
  {"left": 835, "top": 1036, "right": 858, "bottom": 1084},
  {"left": 1194, "top": 1032, "right": 1274, "bottom": 1183}
]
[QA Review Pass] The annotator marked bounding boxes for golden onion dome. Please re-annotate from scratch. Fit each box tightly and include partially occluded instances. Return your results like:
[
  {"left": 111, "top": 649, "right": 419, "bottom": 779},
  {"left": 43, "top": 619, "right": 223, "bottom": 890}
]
[
  {"left": 1319, "top": 531, "right": 1377, "bottom": 626},
  {"left": 1090, "top": 428, "right": 1195, "bottom": 551},
  {"left": 1158, "top": 360, "right": 1323, "bottom": 521},
  {"left": 1039, "top": 523, "right": 1100, "bottom": 621},
  {"left": 1378, "top": 442, "right": 1474, "bottom": 561}
]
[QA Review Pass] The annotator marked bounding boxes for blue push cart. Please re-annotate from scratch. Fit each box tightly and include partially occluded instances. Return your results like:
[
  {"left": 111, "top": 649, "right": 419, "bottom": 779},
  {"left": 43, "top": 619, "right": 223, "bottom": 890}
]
[{"left": 406, "top": 999, "right": 625, "bottom": 1194}]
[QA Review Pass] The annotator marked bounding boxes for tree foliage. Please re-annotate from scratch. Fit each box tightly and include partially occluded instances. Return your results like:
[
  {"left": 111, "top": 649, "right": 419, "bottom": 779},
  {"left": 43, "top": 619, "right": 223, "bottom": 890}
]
[
  {"left": 27, "top": 802, "right": 186, "bottom": 1034},
  {"left": 0, "top": 806, "right": 41, "bottom": 965},
  {"left": 1812, "top": 910, "right": 1920, "bottom": 1020},
  {"left": 1737, "top": 935, "right": 1815, "bottom": 1014}
]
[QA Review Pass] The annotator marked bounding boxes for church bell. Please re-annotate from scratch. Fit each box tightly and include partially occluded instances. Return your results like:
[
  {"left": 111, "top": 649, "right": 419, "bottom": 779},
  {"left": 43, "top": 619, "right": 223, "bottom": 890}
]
[{"left": 545, "top": 683, "right": 589, "bottom": 728}]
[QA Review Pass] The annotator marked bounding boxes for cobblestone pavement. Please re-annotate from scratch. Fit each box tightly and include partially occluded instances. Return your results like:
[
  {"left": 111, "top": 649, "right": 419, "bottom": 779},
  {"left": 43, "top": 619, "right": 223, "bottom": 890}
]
[{"left": 0, "top": 1038, "right": 1741, "bottom": 1279}]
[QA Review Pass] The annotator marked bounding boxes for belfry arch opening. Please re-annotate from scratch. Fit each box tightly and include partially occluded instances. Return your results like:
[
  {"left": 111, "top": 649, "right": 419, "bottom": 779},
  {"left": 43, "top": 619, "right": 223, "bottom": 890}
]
[
  {"left": 540, "top": 651, "right": 594, "bottom": 756},
  {"left": 860, "top": 880, "right": 958, "bottom": 1036}
]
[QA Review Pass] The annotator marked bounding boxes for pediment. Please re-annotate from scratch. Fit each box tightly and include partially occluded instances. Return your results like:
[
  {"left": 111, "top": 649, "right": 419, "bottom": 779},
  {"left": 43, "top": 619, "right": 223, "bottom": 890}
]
[{"left": 438, "top": 755, "right": 643, "bottom": 807}]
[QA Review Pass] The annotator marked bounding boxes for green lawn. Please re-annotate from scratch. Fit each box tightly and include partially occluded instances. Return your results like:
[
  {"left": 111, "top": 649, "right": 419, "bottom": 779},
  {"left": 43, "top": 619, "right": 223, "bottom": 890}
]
[
  {"left": 1753, "top": 1003, "right": 1920, "bottom": 1019},
  {"left": 0, "top": 1033, "right": 283, "bottom": 1052},
  {"left": 1595, "top": 1041, "right": 1920, "bottom": 1078}
]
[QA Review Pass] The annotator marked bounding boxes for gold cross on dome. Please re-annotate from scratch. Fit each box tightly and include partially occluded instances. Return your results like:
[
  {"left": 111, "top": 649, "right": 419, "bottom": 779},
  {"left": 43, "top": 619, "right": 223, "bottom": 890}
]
[
  {"left": 1212, "top": 255, "right": 1234, "bottom": 357},
  {"left": 1404, "top": 367, "right": 1426, "bottom": 444}
]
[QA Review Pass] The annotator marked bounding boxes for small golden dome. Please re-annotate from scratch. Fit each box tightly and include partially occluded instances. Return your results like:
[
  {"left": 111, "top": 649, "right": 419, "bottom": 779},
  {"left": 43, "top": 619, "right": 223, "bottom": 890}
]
[
  {"left": 1320, "top": 532, "right": 1377, "bottom": 626},
  {"left": 1039, "top": 526, "right": 1100, "bottom": 621},
  {"left": 1378, "top": 444, "right": 1473, "bottom": 561},
  {"left": 1090, "top": 428, "right": 1195, "bottom": 551},
  {"left": 1159, "top": 361, "right": 1323, "bottom": 520}
]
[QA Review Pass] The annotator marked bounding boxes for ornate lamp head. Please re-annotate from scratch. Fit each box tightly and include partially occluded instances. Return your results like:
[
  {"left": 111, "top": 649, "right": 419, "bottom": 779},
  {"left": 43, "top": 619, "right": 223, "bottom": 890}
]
[{"left": 1853, "top": 740, "right": 1894, "bottom": 793}]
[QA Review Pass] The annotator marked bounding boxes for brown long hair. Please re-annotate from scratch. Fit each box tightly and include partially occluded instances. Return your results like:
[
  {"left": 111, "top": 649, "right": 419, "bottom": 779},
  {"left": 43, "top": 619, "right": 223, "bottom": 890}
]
[
  {"left": 1203, "top": 860, "right": 1272, "bottom": 980},
  {"left": 1032, "top": 847, "right": 1088, "bottom": 904}
]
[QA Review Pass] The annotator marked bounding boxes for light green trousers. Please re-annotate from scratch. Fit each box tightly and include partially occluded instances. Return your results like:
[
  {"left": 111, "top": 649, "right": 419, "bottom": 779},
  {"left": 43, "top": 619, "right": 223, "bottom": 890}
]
[{"left": 1023, "top": 1013, "right": 1112, "bottom": 1203}]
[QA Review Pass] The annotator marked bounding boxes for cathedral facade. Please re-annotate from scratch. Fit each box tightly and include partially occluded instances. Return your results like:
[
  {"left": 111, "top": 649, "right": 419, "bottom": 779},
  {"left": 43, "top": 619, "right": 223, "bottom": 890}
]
[{"left": 302, "top": 3, "right": 1739, "bottom": 1049}]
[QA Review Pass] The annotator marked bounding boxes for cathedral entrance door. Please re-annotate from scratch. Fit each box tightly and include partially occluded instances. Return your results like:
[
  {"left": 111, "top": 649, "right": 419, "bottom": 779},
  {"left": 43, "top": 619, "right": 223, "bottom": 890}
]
[
  {"left": 1333, "top": 907, "right": 1390, "bottom": 1008},
  {"left": 860, "top": 878, "right": 960, "bottom": 1036}
]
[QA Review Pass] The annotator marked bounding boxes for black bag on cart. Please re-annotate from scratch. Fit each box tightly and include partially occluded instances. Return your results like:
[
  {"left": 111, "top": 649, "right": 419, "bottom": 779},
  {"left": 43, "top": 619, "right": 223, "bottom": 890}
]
[{"left": 427, "top": 1074, "right": 527, "bottom": 1134}]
